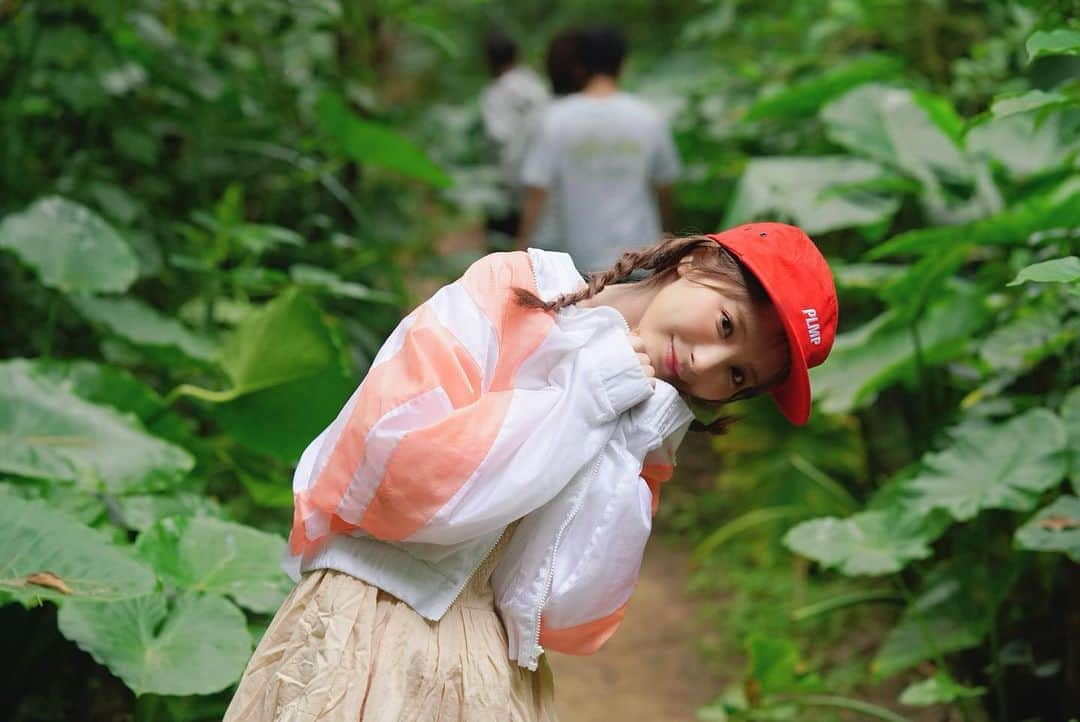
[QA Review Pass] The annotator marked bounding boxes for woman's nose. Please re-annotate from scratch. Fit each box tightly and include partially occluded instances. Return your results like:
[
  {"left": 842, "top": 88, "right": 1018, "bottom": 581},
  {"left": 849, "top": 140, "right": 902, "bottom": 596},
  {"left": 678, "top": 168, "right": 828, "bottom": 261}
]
[{"left": 692, "top": 344, "right": 728, "bottom": 375}]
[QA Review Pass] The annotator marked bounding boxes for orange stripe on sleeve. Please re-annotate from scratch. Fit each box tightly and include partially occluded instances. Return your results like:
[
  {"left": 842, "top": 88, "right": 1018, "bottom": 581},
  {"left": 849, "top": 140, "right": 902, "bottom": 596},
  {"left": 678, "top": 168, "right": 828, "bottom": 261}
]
[
  {"left": 305, "top": 305, "right": 484, "bottom": 525},
  {"left": 360, "top": 391, "right": 514, "bottom": 540},
  {"left": 641, "top": 462, "right": 674, "bottom": 516},
  {"left": 539, "top": 600, "right": 631, "bottom": 655},
  {"left": 459, "top": 252, "right": 553, "bottom": 391}
]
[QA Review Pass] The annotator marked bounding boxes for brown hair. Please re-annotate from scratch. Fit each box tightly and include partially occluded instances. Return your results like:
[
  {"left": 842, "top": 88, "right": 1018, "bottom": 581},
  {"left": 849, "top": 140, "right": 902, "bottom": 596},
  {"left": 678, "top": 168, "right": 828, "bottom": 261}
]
[{"left": 514, "top": 235, "right": 791, "bottom": 434}]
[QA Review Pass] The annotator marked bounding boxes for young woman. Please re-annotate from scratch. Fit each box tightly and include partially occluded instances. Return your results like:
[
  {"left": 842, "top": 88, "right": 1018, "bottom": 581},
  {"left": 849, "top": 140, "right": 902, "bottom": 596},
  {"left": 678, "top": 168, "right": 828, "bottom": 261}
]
[{"left": 225, "top": 222, "right": 838, "bottom": 721}]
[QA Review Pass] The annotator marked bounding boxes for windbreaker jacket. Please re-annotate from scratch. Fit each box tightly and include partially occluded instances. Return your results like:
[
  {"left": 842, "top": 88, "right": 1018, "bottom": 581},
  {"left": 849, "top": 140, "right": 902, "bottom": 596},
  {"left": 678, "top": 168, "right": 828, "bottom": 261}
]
[{"left": 286, "top": 248, "right": 693, "bottom": 670}]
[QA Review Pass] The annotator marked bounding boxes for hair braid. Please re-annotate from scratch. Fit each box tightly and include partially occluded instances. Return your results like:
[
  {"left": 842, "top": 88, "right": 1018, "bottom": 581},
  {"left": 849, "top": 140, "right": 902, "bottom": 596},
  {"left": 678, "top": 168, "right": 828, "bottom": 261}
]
[{"left": 513, "top": 235, "right": 715, "bottom": 312}]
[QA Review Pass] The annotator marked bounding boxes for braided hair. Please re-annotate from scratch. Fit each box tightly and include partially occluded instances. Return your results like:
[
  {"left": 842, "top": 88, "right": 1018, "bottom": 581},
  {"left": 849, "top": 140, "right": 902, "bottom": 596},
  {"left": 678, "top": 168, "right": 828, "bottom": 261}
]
[{"left": 514, "top": 235, "right": 789, "bottom": 434}]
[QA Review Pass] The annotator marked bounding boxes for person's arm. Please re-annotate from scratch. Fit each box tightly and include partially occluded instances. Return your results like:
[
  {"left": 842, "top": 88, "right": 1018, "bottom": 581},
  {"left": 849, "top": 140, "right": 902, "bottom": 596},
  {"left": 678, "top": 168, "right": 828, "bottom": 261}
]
[
  {"left": 515, "top": 185, "right": 549, "bottom": 250},
  {"left": 289, "top": 252, "right": 654, "bottom": 554},
  {"left": 655, "top": 184, "right": 675, "bottom": 234},
  {"left": 536, "top": 383, "right": 693, "bottom": 655}
]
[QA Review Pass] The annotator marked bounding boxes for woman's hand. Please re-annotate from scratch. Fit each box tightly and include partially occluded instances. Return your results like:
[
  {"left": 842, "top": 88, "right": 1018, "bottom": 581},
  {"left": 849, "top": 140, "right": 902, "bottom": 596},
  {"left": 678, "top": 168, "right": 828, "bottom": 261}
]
[{"left": 628, "top": 333, "right": 655, "bottom": 386}]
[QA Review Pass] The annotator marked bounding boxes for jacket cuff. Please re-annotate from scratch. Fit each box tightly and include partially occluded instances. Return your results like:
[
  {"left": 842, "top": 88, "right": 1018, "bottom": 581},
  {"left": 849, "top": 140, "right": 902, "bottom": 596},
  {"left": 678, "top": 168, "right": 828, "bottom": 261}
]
[{"left": 582, "top": 328, "right": 654, "bottom": 423}]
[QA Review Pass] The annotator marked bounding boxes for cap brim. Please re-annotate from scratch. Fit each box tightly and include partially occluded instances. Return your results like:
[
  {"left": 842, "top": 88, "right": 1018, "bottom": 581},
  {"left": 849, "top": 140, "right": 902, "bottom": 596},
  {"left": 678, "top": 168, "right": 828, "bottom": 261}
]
[{"left": 771, "top": 310, "right": 812, "bottom": 425}]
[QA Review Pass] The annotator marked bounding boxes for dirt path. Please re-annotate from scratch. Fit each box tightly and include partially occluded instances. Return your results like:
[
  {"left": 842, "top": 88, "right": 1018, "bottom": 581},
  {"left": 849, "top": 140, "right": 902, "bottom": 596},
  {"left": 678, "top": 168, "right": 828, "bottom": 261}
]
[{"left": 546, "top": 538, "right": 725, "bottom": 721}]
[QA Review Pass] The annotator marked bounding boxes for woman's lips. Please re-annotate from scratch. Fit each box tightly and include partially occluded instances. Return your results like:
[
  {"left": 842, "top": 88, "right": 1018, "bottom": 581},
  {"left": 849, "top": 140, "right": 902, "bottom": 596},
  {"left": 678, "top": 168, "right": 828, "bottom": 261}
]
[{"left": 666, "top": 339, "right": 679, "bottom": 380}]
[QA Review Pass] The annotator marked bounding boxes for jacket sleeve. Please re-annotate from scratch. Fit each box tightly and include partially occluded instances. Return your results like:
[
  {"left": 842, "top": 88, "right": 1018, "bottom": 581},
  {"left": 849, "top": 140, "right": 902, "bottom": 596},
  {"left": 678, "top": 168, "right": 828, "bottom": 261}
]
[
  {"left": 289, "top": 251, "right": 654, "bottom": 554},
  {"left": 538, "top": 381, "right": 692, "bottom": 656}
]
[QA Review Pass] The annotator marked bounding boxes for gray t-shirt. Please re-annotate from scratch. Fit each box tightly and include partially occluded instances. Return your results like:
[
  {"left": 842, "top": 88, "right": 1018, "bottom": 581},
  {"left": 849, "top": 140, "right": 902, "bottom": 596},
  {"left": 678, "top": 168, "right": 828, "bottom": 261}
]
[{"left": 521, "top": 92, "right": 680, "bottom": 272}]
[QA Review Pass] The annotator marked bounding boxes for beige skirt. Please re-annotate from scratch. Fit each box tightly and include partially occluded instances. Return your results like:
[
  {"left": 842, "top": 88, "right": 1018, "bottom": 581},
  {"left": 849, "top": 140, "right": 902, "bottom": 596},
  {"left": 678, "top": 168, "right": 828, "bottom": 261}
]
[{"left": 224, "top": 535, "right": 558, "bottom": 722}]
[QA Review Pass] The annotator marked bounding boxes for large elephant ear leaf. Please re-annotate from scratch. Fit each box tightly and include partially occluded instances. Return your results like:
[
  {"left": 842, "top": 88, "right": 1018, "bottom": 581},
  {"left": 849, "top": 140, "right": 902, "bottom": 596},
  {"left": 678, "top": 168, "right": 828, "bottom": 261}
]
[
  {"left": 0, "top": 359, "right": 194, "bottom": 492},
  {"left": 783, "top": 508, "right": 949, "bottom": 577},
  {"left": 57, "top": 593, "right": 251, "bottom": 696},
  {"left": 1014, "top": 495, "right": 1080, "bottom": 562},
  {"left": 135, "top": 516, "right": 292, "bottom": 613},
  {"left": 0, "top": 196, "right": 138, "bottom": 294},
  {"left": 0, "top": 490, "right": 155, "bottom": 606},
  {"left": 186, "top": 288, "right": 355, "bottom": 462},
  {"left": 908, "top": 408, "right": 1068, "bottom": 522},
  {"left": 1062, "top": 387, "right": 1080, "bottom": 494}
]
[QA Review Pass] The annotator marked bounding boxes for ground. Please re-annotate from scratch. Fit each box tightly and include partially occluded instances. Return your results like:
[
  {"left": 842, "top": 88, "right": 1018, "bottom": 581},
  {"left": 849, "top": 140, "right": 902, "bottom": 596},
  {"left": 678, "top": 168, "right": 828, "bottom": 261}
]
[{"left": 547, "top": 538, "right": 727, "bottom": 722}]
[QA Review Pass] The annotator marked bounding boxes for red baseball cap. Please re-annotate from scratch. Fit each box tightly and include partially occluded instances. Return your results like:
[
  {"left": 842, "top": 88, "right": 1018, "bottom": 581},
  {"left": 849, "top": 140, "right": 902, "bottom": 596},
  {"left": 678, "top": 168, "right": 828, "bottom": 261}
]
[{"left": 705, "top": 223, "right": 838, "bottom": 425}]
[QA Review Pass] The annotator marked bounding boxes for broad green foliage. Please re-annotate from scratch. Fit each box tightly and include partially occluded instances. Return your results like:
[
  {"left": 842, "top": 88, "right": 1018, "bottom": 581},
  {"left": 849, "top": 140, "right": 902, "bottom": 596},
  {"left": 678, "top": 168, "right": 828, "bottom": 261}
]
[
  {"left": 1026, "top": 28, "right": 1080, "bottom": 61},
  {"left": 0, "top": 197, "right": 138, "bottom": 294},
  {"left": 58, "top": 593, "right": 252, "bottom": 696},
  {"left": 135, "top": 516, "right": 292, "bottom": 613},
  {"left": 290, "top": 264, "right": 398, "bottom": 303},
  {"left": 723, "top": 156, "right": 900, "bottom": 234},
  {"left": 316, "top": 91, "right": 453, "bottom": 188},
  {"left": 810, "top": 289, "right": 987, "bottom": 414},
  {"left": 822, "top": 84, "right": 970, "bottom": 185},
  {"left": 0, "top": 491, "right": 155, "bottom": 605},
  {"left": 907, "top": 409, "right": 1067, "bottom": 521},
  {"left": 783, "top": 509, "right": 947, "bottom": 576},
  {"left": 1014, "top": 495, "right": 1080, "bottom": 562},
  {"left": 1008, "top": 256, "right": 1080, "bottom": 286},
  {"left": 1064, "top": 387, "right": 1080, "bottom": 491},
  {"left": 0, "top": 359, "right": 194, "bottom": 491},
  {"left": 210, "top": 288, "right": 356, "bottom": 461},
  {"left": 899, "top": 674, "right": 985, "bottom": 706},
  {"left": 744, "top": 54, "right": 905, "bottom": 121},
  {"left": 71, "top": 295, "right": 218, "bottom": 363}
]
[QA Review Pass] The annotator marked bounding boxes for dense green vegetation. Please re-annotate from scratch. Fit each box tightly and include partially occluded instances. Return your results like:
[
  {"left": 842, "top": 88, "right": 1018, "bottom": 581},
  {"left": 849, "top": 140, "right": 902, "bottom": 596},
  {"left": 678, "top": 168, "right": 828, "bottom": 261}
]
[{"left": 1, "top": 1, "right": 1077, "bottom": 721}]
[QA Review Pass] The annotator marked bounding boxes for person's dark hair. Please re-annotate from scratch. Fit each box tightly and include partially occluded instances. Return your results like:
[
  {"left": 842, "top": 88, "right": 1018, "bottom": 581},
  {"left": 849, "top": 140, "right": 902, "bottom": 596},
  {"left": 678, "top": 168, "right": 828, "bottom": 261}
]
[
  {"left": 485, "top": 31, "right": 518, "bottom": 76},
  {"left": 545, "top": 28, "right": 586, "bottom": 95},
  {"left": 514, "top": 234, "right": 791, "bottom": 434},
  {"left": 577, "top": 25, "right": 627, "bottom": 79}
]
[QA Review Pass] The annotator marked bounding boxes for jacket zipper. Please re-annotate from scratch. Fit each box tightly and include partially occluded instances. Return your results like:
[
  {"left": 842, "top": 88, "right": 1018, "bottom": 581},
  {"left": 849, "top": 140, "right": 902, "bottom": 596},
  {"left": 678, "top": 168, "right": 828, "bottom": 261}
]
[
  {"left": 431, "top": 527, "right": 506, "bottom": 619},
  {"left": 528, "top": 452, "right": 605, "bottom": 665}
]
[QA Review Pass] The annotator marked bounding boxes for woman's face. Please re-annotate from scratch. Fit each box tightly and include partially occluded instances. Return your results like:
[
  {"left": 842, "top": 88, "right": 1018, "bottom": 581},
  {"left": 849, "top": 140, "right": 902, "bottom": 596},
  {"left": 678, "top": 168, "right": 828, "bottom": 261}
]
[{"left": 635, "top": 261, "right": 789, "bottom": 402}]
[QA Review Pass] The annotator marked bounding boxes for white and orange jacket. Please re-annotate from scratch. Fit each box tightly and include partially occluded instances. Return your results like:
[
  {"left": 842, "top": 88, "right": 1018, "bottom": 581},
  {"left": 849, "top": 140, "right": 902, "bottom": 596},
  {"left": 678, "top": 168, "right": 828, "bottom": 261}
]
[{"left": 286, "top": 248, "right": 693, "bottom": 671}]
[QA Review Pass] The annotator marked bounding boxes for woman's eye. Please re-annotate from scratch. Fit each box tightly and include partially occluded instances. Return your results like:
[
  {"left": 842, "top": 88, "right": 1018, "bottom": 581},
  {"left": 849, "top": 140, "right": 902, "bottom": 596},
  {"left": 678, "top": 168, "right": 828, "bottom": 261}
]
[
  {"left": 731, "top": 366, "right": 745, "bottom": 387},
  {"left": 720, "top": 313, "right": 733, "bottom": 337}
]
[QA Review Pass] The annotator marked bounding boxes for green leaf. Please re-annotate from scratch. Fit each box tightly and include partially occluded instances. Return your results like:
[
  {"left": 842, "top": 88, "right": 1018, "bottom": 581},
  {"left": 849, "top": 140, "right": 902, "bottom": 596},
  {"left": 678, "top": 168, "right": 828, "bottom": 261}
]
[
  {"left": 115, "top": 492, "right": 224, "bottom": 533},
  {"left": 821, "top": 84, "right": 970, "bottom": 183},
  {"left": 746, "top": 634, "right": 819, "bottom": 694},
  {"left": 0, "top": 360, "right": 194, "bottom": 491},
  {"left": 205, "top": 290, "right": 354, "bottom": 460},
  {"left": 0, "top": 490, "right": 155, "bottom": 605},
  {"left": 745, "top": 55, "right": 904, "bottom": 121},
  {"left": 980, "top": 309, "right": 1067, "bottom": 373},
  {"left": 783, "top": 509, "right": 948, "bottom": 577},
  {"left": 899, "top": 674, "right": 985, "bottom": 706},
  {"left": 991, "top": 90, "right": 1071, "bottom": 120},
  {"left": 1063, "top": 387, "right": 1080, "bottom": 493},
  {"left": 867, "top": 177, "right": 1080, "bottom": 258},
  {"left": 811, "top": 289, "right": 989, "bottom": 414},
  {"left": 58, "top": 593, "right": 252, "bottom": 696},
  {"left": 723, "top": 156, "right": 900, "bottom": 234},
  {"left": 20, "top": 358, "right": 191, "bottom": 446},
  {"left": 71, "top": 295, "right": 217, "bottom": 363},
  {"left": 908, "top": 409, "right": 1068, "bottom": 522},
  {"left": 1014, "top": 495, "right": 1080, "bottom": 562},
  {"left": 315, "top": 91, "right": 452, "bottom": 188},
  {"left": 967, "top": 109, "right": 1080, "bottom": 182},
  {"left": 0, "top": 196, "right": 139, "bottom": 293},
  {"left": 1026, "top": 28, "right": 1080, "bottom": 62},
  {"left": 219, "top": 289, "right": 346, "bottom": 394},
  {"left": 289, "top": 264, "right": 397, "bottom": 303},
  {"left": 873, "top": 559, "right": 1007, "bottom": 677},
  {"left": 1008, "top": 256, "right": 1080, "bottom": 286},
  {"left": 135, "top": 516, "right": 292, "bottom": 613}
]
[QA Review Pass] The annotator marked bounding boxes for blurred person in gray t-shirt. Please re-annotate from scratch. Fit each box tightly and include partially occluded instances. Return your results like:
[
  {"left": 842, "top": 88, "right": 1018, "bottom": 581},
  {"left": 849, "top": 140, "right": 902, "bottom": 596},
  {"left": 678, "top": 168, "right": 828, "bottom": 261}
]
[
  {"left": 516, "top": 26, "right": 680, "bottom": 272},
  {"left": 481, "top": 31, "right": 550, "bottom": 242}
]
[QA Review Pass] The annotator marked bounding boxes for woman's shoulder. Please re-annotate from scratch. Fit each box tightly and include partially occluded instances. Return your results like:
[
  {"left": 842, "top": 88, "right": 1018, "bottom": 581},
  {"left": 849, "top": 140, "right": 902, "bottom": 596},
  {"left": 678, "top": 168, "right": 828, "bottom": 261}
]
[{"left": 460, "top": 250, "right": 584, "bottom": 304}]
